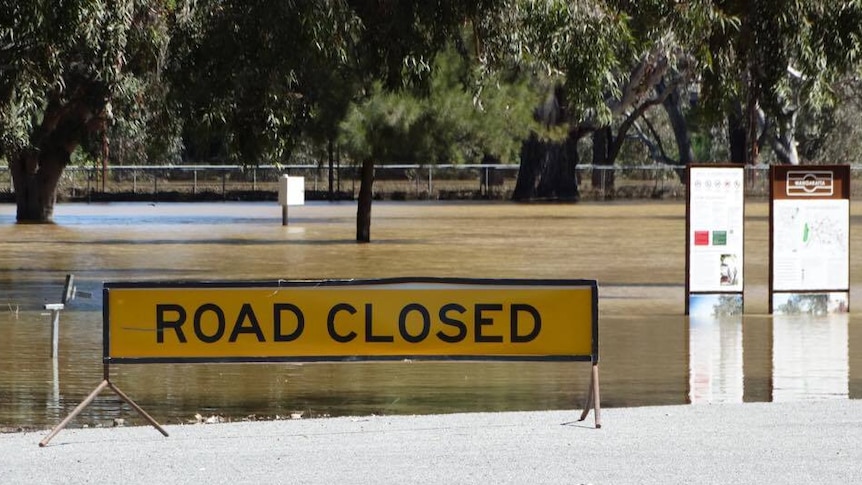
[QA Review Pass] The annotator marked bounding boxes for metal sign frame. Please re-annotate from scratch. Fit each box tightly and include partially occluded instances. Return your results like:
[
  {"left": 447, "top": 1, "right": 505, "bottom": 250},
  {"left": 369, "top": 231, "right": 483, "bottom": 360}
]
[
  {"left": 768, "top": 165, "right": 851, "bottom": 314},
  {"left": 40, "top": 277, "right": 601, "bottom": 446},
  {"left": 685, "top": 164, "right": 746, "bottom": 315}
]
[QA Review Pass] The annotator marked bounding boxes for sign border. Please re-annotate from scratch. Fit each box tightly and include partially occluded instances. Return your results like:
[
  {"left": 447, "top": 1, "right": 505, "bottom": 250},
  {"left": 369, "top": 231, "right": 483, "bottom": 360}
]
[{"left": 102, "top": 277, "right": 599, "bottom": 365}]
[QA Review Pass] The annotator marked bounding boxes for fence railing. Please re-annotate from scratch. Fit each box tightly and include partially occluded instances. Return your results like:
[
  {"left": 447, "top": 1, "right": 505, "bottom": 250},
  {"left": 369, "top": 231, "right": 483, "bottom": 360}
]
[{"left": 0, "top": 163, "right": 860, "bottom": 201}]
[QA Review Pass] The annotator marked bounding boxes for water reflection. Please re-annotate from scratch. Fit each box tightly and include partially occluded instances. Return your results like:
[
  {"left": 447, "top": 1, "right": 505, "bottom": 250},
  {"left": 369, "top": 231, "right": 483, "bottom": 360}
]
[
  {"left": 688, "top": 316, "right": 744, "bottom": 404},
  {"left": 688, "top": 314, "right": 851, "bottom": 404},
  {"left": 1, "top": 201, "right": 862, "bottom": 429},
  {"left": 773, "top": 314, "right": 849, "bottom": 401}
]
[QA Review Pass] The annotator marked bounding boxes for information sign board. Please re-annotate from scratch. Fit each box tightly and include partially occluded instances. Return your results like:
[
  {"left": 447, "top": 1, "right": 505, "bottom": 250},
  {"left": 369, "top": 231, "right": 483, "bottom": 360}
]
[
  {"left": 769, "top": 165, "right": 850, "bottom": 314},
  {"left": 685, "top": 165, "right": 745, "bottom": 315}
]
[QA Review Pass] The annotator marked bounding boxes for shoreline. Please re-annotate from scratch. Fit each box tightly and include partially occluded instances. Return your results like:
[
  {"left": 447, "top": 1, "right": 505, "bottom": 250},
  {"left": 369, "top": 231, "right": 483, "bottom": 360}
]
[{"left": 3, "top": 400, "right": 862, "bottom": 483}]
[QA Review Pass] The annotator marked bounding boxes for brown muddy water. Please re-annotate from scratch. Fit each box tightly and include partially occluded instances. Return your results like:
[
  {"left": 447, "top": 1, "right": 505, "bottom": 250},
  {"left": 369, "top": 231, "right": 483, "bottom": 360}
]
[{"left": 1, "top": 200, "right": 861, "bottom": 430}]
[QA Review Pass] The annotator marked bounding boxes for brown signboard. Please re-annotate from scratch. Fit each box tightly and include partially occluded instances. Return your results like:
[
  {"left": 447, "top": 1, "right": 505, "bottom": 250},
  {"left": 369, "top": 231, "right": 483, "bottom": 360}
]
[
  {"left": 771, "top": 165, "right": 850, "bottom": 200},
  {"left": 769, "top": 164, "right": 851, "bottom": 315}
]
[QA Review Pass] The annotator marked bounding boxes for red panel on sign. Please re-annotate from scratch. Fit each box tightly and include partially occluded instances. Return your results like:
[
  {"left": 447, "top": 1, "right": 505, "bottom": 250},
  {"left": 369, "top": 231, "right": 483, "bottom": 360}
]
[{"left": 694, "top": 231, "right": 709, "bottom": 246}]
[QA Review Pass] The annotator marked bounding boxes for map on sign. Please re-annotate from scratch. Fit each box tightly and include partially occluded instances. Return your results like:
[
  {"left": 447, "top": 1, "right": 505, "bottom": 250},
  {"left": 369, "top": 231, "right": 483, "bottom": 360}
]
[{"left": 773, "top": 199, "right": 849, "bottom": 291}]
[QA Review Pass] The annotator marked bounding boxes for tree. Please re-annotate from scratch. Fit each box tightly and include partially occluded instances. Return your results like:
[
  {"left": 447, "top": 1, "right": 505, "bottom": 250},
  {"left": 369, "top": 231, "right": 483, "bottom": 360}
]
[
  {"left": 697, "top": 1, "right": 862, "bottom": 165},
  {"left": 338, "top": 47, "right": 539, "bottom": 184},
  {"left": 169, "top": 1, "right": 361, "bottom": 167},
  {"left": 1, "top": 1, "right": 175, "bottom": 222},
  {"left": 343, "top": 0, "right": 509, "bottom": 242},
  {"left": 509, "top": 1, "right": 703, "bottom": 198},
  {"left": 172, "top": 1, "right": 510, "bottom": 242}
]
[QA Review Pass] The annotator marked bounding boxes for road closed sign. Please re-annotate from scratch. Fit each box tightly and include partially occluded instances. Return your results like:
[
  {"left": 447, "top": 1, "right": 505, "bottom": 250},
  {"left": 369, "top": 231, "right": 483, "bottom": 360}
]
[{"left": 103, "top": 278, "right": 599, "bottom": 363}]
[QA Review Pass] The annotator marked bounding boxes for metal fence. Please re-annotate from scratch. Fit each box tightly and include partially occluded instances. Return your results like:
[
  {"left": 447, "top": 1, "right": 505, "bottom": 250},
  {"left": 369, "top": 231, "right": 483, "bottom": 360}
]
[{"left": 0, "top": 163, "right": 859, "bottom": 201}]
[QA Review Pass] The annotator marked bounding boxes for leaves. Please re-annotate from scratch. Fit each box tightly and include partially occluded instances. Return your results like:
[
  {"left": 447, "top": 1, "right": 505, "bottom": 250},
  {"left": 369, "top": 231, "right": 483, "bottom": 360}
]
[
  {"left": 3, "top": 0, "right": 862, "bottom": 171},
  {"left": 338, "top": 45, "right": 541, "bottom": 166}
]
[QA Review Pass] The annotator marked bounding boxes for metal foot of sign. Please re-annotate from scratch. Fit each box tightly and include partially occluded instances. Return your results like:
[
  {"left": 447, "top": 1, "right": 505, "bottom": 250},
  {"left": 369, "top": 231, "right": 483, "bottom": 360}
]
[
  {"left": 578, "top": 364, "right": 602, "bottom": 428},
  {"left": 39, "top": 376, "right": 168, "bottom": 447}
]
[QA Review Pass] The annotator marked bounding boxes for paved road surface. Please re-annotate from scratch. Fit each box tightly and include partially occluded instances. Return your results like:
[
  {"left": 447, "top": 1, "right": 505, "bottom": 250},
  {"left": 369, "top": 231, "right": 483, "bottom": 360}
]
[{"left": 2, "top": 400, "right": 861, "bottom": 484}]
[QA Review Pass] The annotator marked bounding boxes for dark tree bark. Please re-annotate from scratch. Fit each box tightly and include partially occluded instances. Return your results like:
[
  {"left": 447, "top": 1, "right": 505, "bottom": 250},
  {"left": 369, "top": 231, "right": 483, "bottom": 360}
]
[
  {"left": 590, "top": 126, "right": 614, "bottom": 196},
  {"left": 662, "top": 83, "right": 694, "bottom": 166},
  {"left": 728, "top": 110, "right": 747, "bottom": 164},
  {"left": 356, "top": 157, "right": 374, "bottom": 243},
  {"left": 512, "top": 85, "right": 580, "bottom": 202},
  {"left": 660, "top": 82, "right": 694, "bottom": 182},
  {"left": 11, "top": 149, "right": 67, "bottom": 222},
  {"left": 10, "top": 78, "right": 108, "bottom": 223},
  {"left": 512, "top": 133, "right": 579, "bottom": 201},
  {"left": 328, "top": 138, "right": 335, "bottom": 201}
]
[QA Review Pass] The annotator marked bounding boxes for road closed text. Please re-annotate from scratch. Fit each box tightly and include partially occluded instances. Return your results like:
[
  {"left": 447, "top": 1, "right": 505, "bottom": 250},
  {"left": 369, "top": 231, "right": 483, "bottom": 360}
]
[
  {"left": 155, "top": 301, "right": 542, "bottom": 345},
  {"left": 106, "top": 283, "right": 596, "bottom": 361}
]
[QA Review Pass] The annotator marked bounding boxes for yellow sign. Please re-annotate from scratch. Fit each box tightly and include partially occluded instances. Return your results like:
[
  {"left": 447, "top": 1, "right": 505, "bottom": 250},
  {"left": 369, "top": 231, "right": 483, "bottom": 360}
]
[{"left": 104, "top": 279, "right": 597, "bottom": 363}]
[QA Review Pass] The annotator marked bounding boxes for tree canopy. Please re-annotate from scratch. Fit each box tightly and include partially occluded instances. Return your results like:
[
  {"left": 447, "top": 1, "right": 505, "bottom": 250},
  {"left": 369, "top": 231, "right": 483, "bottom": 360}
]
[{"left": 3, "top": 1, "right": 862, "bottom": 227}]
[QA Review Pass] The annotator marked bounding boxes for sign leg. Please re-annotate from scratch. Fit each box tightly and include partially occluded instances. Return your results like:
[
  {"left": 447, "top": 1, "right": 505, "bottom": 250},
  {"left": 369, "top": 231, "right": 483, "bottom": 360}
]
[
  {"left": 40, "top": 379, "right": 110, "bottom": 447},
  {"left": 108, "top": 382, "right": 169, "bottom": 437},
  {"left": 579, "top": 379, "right": 594, "bottom": 422},
  {"left": 578, "top": 364, "right": 601, "bottom": 428},
  {"left": 39, "top": 379, "right": 168, "bottom": 447},
  {"left": 591, "top": 364, "right": 602, "bottom": 428}
]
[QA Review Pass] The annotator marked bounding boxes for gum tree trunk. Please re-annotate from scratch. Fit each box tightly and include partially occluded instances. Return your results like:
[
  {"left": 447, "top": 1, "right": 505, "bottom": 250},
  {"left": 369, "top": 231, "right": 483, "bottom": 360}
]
[
  {"left": 10, "top": 79, "right": 108, "bottom": 223},
  {"left": 590, "top": 127, "right": 614, "bottom": 196},
  {"left": 10, "top": 148, "right": 68, "bottom": 222},
  {"left": 512, "top": 86, "right": 580, "bottom": 202},
  {"left": 356, "top": 158, "right": 374, "bottom": 243},
  {"left": 512, "top": 133, "right": 579, "bottom": 201},
  {"left": 728, "top": 110, "right": 747, "bottom": 164}
]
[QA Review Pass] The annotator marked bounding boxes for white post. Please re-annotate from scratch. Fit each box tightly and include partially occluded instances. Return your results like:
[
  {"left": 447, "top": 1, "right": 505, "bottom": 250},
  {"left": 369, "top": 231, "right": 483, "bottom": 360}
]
[
  {"left": 279, "top": 174, "right": 305, "bottom": 226},
  {"left": 44, "top": 303, "right": 64, "bottom": 359}
]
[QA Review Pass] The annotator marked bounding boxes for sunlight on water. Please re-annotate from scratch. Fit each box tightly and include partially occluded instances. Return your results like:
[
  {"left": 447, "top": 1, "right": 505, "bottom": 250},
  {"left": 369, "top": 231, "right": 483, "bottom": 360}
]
[{"left": 1, "top": 200, "right": 861, "bottom": 429}]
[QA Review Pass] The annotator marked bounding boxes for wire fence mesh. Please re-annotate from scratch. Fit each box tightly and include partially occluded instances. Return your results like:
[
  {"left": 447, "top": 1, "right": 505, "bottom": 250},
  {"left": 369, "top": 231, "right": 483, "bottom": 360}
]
[{"left": 1, "top": 163, "right": 860, "bottom": 202}]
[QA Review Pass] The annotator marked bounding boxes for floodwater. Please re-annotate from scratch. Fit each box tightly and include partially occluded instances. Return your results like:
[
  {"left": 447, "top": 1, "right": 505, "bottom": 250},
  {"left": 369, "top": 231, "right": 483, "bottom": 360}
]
[{"left": 1, "top": 200, "right": 860, "bottom": 430}]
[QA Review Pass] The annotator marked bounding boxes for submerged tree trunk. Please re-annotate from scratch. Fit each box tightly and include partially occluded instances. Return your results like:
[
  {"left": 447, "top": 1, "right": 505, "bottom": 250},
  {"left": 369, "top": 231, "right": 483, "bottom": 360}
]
[
  {"left": 10, "top": 78, "right": 108, "bottom": 223},
  {"left": 10, "top": 149, "right": 68, "bottom": 222},
  {"left": 512, "top": 133, "right": 579, "bottom": 201},
  {"left": 512, "top": 85, "right": 579, "bottom": 202},
  {"left": 356, "top": 158, "right": 374, "bottom": 243}
]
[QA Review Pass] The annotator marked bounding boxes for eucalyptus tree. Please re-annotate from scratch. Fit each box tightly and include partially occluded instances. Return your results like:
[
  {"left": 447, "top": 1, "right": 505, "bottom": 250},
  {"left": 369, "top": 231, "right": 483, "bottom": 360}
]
[
  {"left": 169, "top": 1, "right": 361, "bottom": 168},
  {"left": 1, "top": 0, "right": 176, "bottom": 222},
  {"left": 508, "top": 0, "right": 709, "bottom": 198},
  {"left": 173, "top": 1, "right": 509, "bottom": 242},
  {"left": 338, "top": 47, "right": 540, "bottom": 187},
  {"left": 340, "top": 0, "right": 509, "bottom": 242},
  {"left": 697, "top": 0, "right": 862, "bottom": 165}
]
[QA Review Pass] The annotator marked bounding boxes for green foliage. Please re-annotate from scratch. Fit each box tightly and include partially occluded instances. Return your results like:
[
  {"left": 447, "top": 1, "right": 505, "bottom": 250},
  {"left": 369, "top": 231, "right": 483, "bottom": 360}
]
[
  {"left": 0, "top": 0, "right": 178, "bottom": 169},
  {"left": 4, "top": 0, "right": 862, "bottom": 179},
  {"left": 338, "top": 47, "right": 540, "bottom": 165},
  {"left": 515, "top": 0, "right": 634, "bottom": 125},
  {"left": 168, "top": 0, "right": 360, "bottom": 165},
  {"left": 696, "top": 1, "right": 862, "bottom": 121}
]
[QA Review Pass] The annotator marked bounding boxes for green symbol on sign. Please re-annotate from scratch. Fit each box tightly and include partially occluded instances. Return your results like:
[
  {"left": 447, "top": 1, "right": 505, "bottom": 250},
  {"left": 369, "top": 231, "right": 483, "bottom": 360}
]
[
  {"left": 803, "top": 222, "right": 810, "bottom": 243},
  {"left": 712, "top": 231, "right": 727, "bottom": 245}
]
